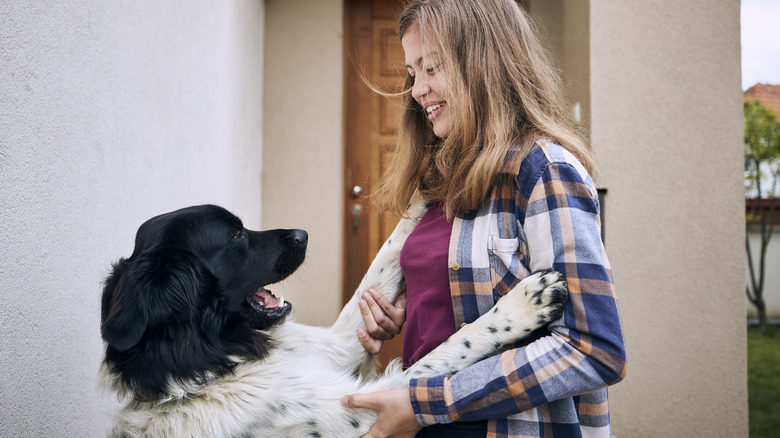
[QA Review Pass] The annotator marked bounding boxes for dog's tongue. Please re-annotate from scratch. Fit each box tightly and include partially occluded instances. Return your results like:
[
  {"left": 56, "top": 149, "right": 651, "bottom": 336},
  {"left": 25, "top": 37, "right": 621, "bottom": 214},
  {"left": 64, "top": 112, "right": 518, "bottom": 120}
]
[{"left": 254, "top": 288, "right": 282, "bottom": 309}]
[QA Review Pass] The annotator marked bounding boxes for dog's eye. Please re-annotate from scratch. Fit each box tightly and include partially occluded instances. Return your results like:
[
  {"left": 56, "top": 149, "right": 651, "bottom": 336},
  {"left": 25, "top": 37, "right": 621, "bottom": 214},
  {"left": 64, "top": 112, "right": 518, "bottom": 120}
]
[{"left": 232, "top": 231, "right": 245, "bottom": 240}]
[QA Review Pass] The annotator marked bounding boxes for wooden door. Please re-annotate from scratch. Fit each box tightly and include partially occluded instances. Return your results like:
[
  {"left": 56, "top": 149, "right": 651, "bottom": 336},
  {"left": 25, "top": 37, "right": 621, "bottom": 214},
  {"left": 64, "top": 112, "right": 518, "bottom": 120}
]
[{"left": 343, "top": 0, "right": 406, "bottom": 367}]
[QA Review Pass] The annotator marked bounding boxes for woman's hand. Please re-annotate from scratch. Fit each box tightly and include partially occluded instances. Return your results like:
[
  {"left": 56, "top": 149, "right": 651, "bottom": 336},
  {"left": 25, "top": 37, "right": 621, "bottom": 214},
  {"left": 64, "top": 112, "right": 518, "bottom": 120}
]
[
  {"left": 341, "top": 388, "right": 422, "bottom": 438},
  {"left": 358, "top": 289, "right": 407, "bottom": 354}
]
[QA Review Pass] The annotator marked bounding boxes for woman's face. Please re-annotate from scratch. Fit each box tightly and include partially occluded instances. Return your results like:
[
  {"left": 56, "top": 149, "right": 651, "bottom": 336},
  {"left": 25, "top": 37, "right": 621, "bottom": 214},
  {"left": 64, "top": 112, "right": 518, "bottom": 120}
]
[{"left": 402, "top": 25, "right": 452, "bottom": 138}]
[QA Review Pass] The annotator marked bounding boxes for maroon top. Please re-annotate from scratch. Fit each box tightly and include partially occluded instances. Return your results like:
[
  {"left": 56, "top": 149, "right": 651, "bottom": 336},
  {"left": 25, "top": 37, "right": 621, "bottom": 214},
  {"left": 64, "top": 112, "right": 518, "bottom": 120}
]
[{"left": 400, "top": 204, "right": 455, "bottom": 368}]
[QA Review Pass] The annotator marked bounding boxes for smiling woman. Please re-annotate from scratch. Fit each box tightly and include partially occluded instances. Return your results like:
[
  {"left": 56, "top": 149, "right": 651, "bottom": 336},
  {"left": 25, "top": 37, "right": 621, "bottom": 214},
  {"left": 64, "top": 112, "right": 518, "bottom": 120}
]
[
  {"left": 402, "top": 27, "right": 452, "bottom": 138},
  {"left": 371, "top": 0, "right": 597, "bottom": 221},
  {"left": 346, "top": 1, "right": 626, "bottom": 437}
]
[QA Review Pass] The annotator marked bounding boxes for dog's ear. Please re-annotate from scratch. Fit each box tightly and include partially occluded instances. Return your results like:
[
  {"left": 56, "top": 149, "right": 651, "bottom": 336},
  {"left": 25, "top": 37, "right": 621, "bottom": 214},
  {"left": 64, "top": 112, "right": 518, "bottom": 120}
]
[
  {"left": 101, "top": 258, "right": 146, "bottom": 351},
  {"left": 101, "top": 248, "right": 206, "bottom": 351}
]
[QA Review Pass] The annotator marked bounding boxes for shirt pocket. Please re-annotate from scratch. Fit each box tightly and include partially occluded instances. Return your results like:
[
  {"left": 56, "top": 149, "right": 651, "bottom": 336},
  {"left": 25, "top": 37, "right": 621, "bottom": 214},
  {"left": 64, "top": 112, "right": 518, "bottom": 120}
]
[{"left": 488, "top": 236, "right": 528, "bottom": 296}]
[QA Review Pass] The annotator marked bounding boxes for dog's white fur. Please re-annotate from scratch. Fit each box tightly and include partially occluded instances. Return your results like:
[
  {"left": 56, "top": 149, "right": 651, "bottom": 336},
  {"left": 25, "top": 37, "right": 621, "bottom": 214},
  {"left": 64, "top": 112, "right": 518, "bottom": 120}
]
[{"left": 102, "top": 196, "right": 566, "bottom": 437}]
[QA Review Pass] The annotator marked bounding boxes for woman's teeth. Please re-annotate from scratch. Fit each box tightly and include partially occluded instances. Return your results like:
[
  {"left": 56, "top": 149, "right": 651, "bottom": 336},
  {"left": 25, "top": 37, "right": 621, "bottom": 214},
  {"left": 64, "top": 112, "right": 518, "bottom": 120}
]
[{"left": 426, "top": 103, "right": 444, "bottom": 114}]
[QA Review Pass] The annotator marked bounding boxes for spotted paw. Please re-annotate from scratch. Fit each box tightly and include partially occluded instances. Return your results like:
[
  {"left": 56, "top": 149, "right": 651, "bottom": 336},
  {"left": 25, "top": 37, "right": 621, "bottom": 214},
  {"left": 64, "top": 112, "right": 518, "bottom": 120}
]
[{"left": 495, "top": 270, "right": 568, "bottom": 327}]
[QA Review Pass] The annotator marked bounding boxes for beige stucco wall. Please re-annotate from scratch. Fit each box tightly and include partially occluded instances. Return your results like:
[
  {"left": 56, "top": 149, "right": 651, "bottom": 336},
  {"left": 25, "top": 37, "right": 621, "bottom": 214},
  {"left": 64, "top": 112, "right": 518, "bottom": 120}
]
[
  {"left": 0, "top": 1, "right": 265, "bottom": 436},
  {"left": 526, "top": 0, "right": 591, "bottom": 134},
  {"left": 589, "top": 1, "right": 747, "bottom": 436},
  {"left": 262, "top": 0, "right": 345, "bottom": 326}
]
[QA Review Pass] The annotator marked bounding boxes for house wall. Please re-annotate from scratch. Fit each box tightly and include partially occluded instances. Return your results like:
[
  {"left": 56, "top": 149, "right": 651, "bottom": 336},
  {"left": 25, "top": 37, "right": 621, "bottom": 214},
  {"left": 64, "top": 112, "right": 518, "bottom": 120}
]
[
  {"left": 262, "top": 0, "right": 345, "bottom": 326},
  {"left": 525, "top": 0, "right": 591, "bottom": 136},
  {"left": 0, "top": 1, "right": 266, "bottom": 436},
  {"left": 589, "top": 0, "right": 747, "bottom": 436}
]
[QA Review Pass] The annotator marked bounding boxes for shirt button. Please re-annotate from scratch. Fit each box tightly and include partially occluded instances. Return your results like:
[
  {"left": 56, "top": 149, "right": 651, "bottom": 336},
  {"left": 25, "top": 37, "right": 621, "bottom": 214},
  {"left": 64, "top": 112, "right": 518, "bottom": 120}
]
[{"left": 452, "top": 263, "right": 460, "bottom": 271}]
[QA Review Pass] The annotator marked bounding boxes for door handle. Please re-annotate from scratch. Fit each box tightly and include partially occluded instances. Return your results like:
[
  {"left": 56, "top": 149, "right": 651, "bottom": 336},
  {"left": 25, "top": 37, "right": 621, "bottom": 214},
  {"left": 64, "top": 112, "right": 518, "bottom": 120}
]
[{"left": 351, "top": 204, "right": 362, "bottom": 230}]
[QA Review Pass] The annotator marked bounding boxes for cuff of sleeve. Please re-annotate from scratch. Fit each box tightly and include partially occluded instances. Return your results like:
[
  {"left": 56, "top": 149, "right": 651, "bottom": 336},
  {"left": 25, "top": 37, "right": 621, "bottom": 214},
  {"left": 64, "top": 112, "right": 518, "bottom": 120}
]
[{"left": 409, "top": 376, "right": 455, "bottom": 426}]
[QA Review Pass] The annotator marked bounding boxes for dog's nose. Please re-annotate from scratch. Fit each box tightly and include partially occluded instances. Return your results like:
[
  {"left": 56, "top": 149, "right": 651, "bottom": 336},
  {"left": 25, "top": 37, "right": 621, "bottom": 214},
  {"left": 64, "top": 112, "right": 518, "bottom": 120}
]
[{"left": 292, "top": 229, "right": 308, "bottom": 246}]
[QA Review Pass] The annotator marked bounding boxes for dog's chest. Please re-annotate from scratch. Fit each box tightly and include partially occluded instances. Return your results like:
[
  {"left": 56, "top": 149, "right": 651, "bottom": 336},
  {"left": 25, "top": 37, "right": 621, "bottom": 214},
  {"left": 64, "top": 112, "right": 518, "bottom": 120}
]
[{"left": 196, "top": 349, "right": 372, "bottom": 436}]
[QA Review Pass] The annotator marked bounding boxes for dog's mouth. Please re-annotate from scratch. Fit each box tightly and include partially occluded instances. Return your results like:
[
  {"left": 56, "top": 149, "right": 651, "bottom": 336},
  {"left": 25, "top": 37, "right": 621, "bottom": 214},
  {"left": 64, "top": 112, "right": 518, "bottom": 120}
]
[{"left": 246, "top": 287, "right": 292, "bottom": 329}]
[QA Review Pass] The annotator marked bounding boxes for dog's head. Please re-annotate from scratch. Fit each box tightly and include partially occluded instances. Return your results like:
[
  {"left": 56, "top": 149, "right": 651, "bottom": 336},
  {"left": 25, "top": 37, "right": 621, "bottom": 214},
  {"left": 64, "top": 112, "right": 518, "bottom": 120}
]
[{"left": 100, "top": 205, "right": 306, "bottom": 401}]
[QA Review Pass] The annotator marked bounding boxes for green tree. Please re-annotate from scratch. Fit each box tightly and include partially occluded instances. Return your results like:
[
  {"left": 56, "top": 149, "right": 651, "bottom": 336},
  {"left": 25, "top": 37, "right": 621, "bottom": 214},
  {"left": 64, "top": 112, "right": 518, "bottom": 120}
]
[{"left": 745, "top": 98, "right": 780, "bottom": 334}]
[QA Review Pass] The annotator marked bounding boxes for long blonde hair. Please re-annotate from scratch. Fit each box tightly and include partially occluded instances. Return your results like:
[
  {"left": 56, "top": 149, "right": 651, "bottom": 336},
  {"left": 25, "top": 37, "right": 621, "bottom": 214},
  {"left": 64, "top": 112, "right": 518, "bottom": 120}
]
[{"left": 372, "top": 0, "right": 594, "bottom": 219}]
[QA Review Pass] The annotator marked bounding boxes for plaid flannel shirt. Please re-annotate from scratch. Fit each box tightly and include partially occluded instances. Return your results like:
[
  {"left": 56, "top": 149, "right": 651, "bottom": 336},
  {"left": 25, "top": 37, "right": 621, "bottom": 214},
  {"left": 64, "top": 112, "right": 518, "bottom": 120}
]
[{"left": 409, "top": 140, "right": 627, "bottom": 438}]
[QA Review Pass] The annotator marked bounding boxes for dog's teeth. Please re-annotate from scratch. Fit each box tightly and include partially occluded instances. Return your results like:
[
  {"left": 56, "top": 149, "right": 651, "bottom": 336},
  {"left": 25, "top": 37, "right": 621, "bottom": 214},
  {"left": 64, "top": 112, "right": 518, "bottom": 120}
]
[{"left": 279, "top": 296, "right": 285, "bottom": 306}]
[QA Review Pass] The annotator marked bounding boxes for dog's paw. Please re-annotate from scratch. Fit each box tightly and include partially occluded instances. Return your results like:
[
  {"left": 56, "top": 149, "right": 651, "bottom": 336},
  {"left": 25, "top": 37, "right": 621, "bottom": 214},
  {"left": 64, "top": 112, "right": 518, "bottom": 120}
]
[{"left": 495, "top": 270, "right": 568, "bottom": 328}]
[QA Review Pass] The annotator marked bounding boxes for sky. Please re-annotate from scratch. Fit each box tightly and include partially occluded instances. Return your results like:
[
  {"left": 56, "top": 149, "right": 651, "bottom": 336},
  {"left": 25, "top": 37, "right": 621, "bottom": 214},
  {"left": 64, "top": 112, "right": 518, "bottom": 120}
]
[{"left": 741, "top": 0, "right": 780, "bottom": 90}]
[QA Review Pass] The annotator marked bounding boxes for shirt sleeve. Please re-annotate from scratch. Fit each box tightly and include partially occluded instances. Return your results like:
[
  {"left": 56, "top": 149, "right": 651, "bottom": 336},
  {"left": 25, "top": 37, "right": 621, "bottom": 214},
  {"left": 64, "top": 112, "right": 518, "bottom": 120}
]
[{"left": 409, "top": 160, "right": 627, "bottom": 425}]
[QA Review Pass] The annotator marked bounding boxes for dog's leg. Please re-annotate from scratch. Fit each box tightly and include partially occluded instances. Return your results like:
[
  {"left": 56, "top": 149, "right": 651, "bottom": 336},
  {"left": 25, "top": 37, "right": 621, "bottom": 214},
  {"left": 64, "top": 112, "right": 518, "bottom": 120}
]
[
  {"left": 359, "top": 271, "right": 567, "bottom": 391},
  {"left": 404, "top": 271, "right": 567, "bottom": 378},
  {"left": 323, "top": 194, "right": 428, "bottom": 375}
]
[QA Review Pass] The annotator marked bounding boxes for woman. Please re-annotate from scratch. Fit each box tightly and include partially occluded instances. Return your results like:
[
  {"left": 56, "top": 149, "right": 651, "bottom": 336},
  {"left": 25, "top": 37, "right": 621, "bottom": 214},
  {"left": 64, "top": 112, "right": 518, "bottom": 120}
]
[{"left": 341, "top": 0, "right": 627, "bottom": 437}]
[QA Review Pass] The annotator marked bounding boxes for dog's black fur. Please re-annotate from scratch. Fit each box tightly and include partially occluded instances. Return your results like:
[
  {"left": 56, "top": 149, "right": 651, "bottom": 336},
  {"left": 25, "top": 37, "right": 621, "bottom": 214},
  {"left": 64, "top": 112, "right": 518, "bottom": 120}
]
[{"left": 100, "top": 205, "right": 307, "bottom": 402}]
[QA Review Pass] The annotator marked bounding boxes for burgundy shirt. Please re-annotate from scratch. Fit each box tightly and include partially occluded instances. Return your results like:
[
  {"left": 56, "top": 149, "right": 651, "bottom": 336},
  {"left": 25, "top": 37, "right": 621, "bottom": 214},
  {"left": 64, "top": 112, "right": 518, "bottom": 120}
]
[{"left": 400, "top": 204, "right": 455, "bottom": 368}]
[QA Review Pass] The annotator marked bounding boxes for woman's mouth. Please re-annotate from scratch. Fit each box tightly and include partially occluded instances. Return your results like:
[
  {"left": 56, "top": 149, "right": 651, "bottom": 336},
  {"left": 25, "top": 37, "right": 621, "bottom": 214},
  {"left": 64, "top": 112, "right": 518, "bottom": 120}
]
[{"left": 425, "top": 102, "right": 445, "bottom": 120}]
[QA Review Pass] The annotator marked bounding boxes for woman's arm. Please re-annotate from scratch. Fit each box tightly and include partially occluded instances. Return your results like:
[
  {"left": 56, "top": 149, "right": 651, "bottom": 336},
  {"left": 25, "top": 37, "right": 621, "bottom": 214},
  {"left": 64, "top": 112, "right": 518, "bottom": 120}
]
[{"left": 411, "top": 158, "right": 627, "bottom": 424}]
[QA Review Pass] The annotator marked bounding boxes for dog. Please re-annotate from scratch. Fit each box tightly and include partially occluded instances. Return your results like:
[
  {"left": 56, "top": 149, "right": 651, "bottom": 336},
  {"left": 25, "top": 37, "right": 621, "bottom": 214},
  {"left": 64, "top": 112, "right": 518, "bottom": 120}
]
[{"left": 100, "top": 197, "right": 568, "bottom": 437}]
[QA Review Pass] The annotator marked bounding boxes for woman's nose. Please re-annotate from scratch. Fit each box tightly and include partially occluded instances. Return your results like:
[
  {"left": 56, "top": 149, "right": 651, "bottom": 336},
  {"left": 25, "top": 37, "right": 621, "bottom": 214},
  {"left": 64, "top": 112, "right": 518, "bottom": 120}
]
[{"left": 412, "top": 78, "right": 430, "bottom": 100}]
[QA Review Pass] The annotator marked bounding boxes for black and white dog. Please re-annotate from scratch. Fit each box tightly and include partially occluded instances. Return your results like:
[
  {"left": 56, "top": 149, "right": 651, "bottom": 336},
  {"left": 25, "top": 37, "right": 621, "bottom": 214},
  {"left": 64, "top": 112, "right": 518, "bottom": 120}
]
[{"left": 100, "top": 197, "right": 567, "bottom": 437}]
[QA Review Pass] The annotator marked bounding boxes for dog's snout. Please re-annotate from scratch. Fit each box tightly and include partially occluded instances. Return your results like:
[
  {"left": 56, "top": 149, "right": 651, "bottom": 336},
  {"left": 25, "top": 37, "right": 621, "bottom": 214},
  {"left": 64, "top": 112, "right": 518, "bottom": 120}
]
[{"left": 292, "top": 229, "right": 308, "bottom": 246}]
